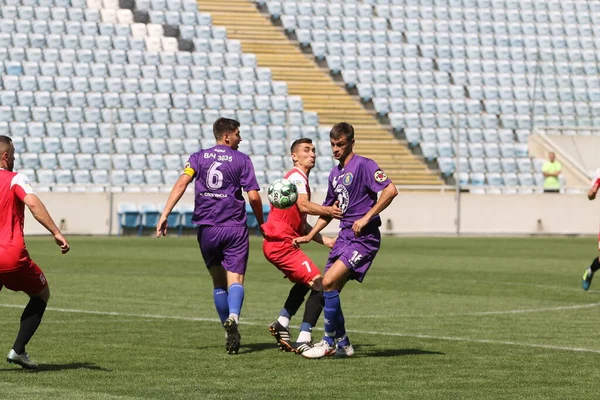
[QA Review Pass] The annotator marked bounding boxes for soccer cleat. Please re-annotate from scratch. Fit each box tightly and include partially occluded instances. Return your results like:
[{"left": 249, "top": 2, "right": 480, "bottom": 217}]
[
  {"left": 300, "top": 339, "right": 336, "bottom": 359},
  {"left": 268, "top": 320, "right": 294, "bottom": 352},
  {"left": 335, "top": 338, "right": 355, "bottom": 357},
  {"left": 291, "top": 341, "right": 312, "bottom": 355},
  {"left": 223, "top": 318, "right": 241, "bottom": 355},
  {"left": 583, "top": 269, "right": 594, "bottom": 291},
  {"left": 7, "top": 349, "right": 38, "bottom": 370}
]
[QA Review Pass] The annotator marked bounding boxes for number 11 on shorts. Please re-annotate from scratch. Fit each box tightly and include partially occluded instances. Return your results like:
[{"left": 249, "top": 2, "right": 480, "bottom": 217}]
[{"left": 302, "top": 260, "right": 312, "bottom": 272}]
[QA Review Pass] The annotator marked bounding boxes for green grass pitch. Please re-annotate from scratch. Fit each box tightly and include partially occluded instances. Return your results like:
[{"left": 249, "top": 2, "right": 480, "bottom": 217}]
[{"left": 1, "top": 235, "right": 600, "bottom": 399}]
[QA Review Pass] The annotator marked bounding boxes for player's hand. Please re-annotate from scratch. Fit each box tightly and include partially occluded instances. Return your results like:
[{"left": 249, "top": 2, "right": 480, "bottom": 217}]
[
  {"left": 259, "top": 224, "right": 266, "bottom": 238},
  {"left": 322, "top": 236, "right": 337, "bottom": 249},
  {"left": 54, "top": 233, "right": 70, "bottom": 254},
  {"left": 352, "top": 216, "right": 369, "bottom": 238},
  {"left": 329, "top": 201, "right": 343, "bottom": 220},
  {"left": 292, "top": 235, "right": 311, "bottom": 248},
  {"left": 156, "top": 216, "right": 168, "bottom": 237}
]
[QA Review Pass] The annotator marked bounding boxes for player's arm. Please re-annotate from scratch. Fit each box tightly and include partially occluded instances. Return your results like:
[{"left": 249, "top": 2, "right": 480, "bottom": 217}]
[
  {"left": 352, "top": 183, "right": 398, "bottom": 237},
  {"left": 157, "top": 173, "right": 193, "bottom": 237},
  {"left": 22, "top": 194, "right": 70, "bottom": 254},
  {"left": 303, "top": 221, "right": 336, "bottom": 248},
  {"left": 293, "top": 216, "right": 332, "bottom": 247},
  {"left": 297, "top": 194, "right": 342, "bottom": 219},
  {"left": 247, "top": 189, "right": 264, "bottom": 227}
]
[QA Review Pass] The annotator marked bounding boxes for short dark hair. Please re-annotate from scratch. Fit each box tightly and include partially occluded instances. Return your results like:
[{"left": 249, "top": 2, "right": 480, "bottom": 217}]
[
  {"left": 213, "top": 117, "right": 240, "bottom": 140},
  {"left": 290, "top": 138, "right": 312, "bottom": 154},
  {"left": 0, "top": 135, "right": 12, "bottom": 154},
  {"left": 330, "top": 122, "right": 354, "bottom": 141}
]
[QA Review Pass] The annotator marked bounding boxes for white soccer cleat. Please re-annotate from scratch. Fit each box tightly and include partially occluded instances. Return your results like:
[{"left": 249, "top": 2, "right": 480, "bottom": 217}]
[
  {"left": 335, "top": 343, "right": 355, "bottom": 357},
  {"left": 301, "top": 339, "right": 336, "bottom": 359},
  {"left": 7, "top": 349, "right": 38, "bottom": 370}
]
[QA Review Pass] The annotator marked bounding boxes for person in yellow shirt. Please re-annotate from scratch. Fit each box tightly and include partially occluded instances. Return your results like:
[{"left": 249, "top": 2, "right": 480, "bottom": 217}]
[{"left": 541, "top": 152, "right": 562, "bottom": 193}]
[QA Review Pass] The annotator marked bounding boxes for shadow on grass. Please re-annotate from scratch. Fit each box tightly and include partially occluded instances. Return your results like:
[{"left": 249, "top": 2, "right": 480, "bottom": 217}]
[
  {"left": 195, "top": 342, "right": 279, "bottom": 353},
  {"left": 348, "top": 345, "right": 444, "bottom": 358},
  {"left": 240, "top": 342, "right": 280, "bottom": 354},
  {"left": 1, "top": 362, "right": 112, "bottom": 373}
]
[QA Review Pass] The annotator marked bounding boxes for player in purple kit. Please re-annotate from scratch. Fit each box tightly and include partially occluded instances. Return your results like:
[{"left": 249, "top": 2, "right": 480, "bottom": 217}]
[
  {"left": 293, "top": 122, "right": 398, "bottom": 359},
  {"left": 156, "top": 117, "right": 264, "bottom": 355}
]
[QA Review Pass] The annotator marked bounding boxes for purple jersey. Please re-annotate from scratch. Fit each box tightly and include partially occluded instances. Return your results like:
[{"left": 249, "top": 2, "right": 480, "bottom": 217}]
[
  {"left": 185, "top": 145, "right": 260, "bottom": 227},
  {"left": 324, "top": 155, "right": 392, "bottom": 230}
]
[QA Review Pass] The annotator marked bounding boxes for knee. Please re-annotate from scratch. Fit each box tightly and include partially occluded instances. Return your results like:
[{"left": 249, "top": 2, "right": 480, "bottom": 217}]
[
  {"left": 322, "top": 278, "right": 336, "bottom": 292},
  {"left": 310, "top": 277, "right": 323, "bottom": 292},
  {"left": 35, "top": 286, "right": 50, "bottom": 303}
]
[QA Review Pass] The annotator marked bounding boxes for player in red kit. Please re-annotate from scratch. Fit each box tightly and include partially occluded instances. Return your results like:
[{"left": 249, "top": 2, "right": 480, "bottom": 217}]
[
  {"left": 0, "top": 136, "right": 70, "bottom": 369},
  {"left": 582, "top": 169, "right": 600, "bottom": 290},
  {"left": 262, "top": 138, "right": 342, "bottom": 353}
]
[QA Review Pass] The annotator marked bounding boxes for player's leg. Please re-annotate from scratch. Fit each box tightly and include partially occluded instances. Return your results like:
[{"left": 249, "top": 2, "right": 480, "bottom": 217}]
[
  {"left": 582, "top": 256, "right": 600, "bottom": 290},
  {"left": 221, "top": 226, "right": 250, "bottom": 355},
  {"left": 200, "top": 226, "right": 231, "bottom": 325},
  {"left": 208, "top": 265, "right": 229, "bottom": 324},
  {"left": 225, "top": 271, "right": 244, "bottom": 324},
  {"left": 6, "top": 260, "right": 49, "bottom": 370},
  {"left": 269, "top": 282, "right": 309, "bottom": 352},
  {"left": 302, "top": 261, "right": 350, "bottom": 359},
  {"left": 294, "top": 285, "right": 324, "bottom": 354},
  {"left": 264, "top": 242, "right": 321, "bottom": 352}
]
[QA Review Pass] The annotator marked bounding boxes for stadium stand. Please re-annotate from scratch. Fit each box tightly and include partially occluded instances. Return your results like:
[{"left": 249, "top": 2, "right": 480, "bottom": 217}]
[
  {"left": 5, "top": 0, "right": 599, "bottom": 193},
  {"left": 2, "top": 0, "right": 340, "bottom": 192},
  {"left": 261, "top": 0, "right": 600, "bottom": 191}
]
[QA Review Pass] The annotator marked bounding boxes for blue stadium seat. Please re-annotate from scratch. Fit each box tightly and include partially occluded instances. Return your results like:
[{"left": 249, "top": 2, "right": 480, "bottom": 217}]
[{"left": 118, "top": 203, "right": 140, "bottom": 236}]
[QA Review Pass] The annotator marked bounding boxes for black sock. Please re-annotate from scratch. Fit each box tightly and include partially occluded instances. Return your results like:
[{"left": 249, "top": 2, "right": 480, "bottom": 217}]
[
  {"left": 591, "top": 257, "right": 600, "bottom": 273},
  {"left": 302, "top": 290, "right": 324, "bottom": 327},
  {"left": 13, "top": 297, "right": 47, "bottom": 355},
  {"left": 283, "top": 283, "right": 310, "bottom": 317}
]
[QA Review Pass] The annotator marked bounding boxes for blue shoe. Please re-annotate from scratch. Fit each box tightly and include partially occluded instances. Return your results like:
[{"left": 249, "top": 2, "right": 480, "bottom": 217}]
[{"left": 583, "top": 269, "right": 594, "bottom": 291}]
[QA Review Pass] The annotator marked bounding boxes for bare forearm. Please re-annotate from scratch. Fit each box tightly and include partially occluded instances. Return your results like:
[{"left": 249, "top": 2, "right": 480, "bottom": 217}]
[
  {"left": 303, "top": 221, "right": 329, "bottom": 244},
  {"left": 161, "top": 179, "right": 188, "bottom": 218},
  {"left": 362, "top": 184, "right": 398, "bottom": 222},
  {"left": 298, "top": 201, "right": 333, "bottom": 217},
  {"left": 29, "top": 202, "right": 60, "bottom": 235},
  {"left": 305, "top": 216, "right": 331, "bottom": 240}
]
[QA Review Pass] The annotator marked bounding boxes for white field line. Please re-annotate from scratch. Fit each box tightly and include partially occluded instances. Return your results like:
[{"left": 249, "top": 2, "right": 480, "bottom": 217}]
[
  {"left": 350, "top": 301, "right": 600, "bottom": 318},
  {"left": 2, "top": 303, "right": 600, "bottom": 354}
]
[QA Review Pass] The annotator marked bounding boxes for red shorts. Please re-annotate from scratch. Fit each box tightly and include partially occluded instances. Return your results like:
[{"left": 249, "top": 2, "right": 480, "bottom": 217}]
[
  {"left": 0, "top": 252, "right": 47, "bottom": 294},
  {"left": 263, "top": 239, "right": 321, "bottom": 286}
]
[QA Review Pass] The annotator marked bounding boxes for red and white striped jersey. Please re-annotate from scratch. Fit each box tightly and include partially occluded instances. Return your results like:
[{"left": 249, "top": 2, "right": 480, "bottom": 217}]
[{"left": 262, "top": 168, "right": 311, "bottom": 240}]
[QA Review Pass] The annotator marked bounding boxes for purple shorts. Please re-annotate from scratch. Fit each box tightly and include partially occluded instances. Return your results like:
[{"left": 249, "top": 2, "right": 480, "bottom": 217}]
[
  {"left": 197, "top": 226, "right": 249, "bottom": 275},
  {"left": 324, "top": 226, "right": 381, "bottom": 283}
]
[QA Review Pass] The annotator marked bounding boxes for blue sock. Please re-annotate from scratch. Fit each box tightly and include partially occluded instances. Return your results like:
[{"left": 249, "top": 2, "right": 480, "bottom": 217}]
[
  {"left": 227, "top": 283, "right": 244, "bottom": 318},
  {"left": 213, "top": 288, "right": 229, "bottom": 324},
  {"left": 299, "top": 322, "right": 312, "bottom": 332},
  {"left": 279, "top": 308, "right": 291, "bottom": 319},
  {"left": 323, "top": 290, "right": 340, "bottom": 346},
  {"left": 336, "top": 310, "right": 348, "bottom": 345}
]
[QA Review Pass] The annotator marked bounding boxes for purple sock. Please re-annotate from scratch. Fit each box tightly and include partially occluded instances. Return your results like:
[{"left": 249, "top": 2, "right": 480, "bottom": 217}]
[
  {"left": 228, "top": 283, "right": 244, "bottom": 317},
  {"left": 323, "top": 290, "right": 340, "bottom": 346},
  {"left": 213, "top": 288, "right": 229, "bottom": 324}
]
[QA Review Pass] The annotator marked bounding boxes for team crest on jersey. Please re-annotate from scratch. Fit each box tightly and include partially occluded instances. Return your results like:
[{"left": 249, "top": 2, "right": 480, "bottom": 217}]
[
  {"left": 374, "top": 170, "right": 388, "bottom": 183},
  {"left": 342, "top": 173, "right": 353, "bottom": 186},
  {"left": 334, "top": 184, "right": 349, "bottom": 213}
]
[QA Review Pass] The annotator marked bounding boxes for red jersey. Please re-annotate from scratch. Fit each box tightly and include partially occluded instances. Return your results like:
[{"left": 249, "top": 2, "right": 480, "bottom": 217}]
[
  {"left": 0, "top": 169, "right": 35, "bottom": 272},
  {"left": 263, "top": 168, "right": 310, "bottom": 241}
]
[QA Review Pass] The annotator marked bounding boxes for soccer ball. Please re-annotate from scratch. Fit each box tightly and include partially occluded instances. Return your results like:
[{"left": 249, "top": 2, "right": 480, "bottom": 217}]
[{"left": 267, "top": 179, "right": 298, "bottom": 209}]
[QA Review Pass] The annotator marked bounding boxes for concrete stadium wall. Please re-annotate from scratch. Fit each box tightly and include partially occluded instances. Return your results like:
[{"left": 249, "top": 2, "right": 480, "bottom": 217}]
[{"left": 22, "top": 190, "right": 600, "bottom": 237}]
